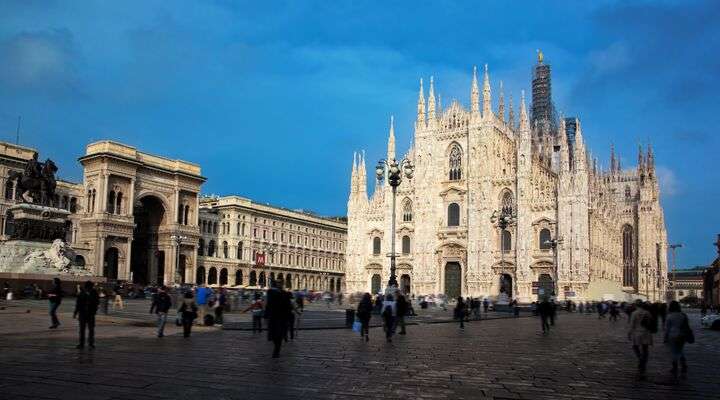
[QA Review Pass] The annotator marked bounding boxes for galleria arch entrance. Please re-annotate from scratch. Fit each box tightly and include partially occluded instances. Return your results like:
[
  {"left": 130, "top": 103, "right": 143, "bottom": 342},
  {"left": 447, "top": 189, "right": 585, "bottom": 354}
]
[
  {"left": 444, "top": 262, "right": 461, "bottom": 299},
  {"left": 130, "top": 195, "right": 165, "bottom": 285}
]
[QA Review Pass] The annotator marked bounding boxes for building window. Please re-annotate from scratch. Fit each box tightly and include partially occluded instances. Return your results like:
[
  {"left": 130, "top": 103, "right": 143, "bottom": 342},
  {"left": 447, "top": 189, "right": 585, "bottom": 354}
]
[
  {"left": 539, "top": 228, "right": 551, "bottom": 250},
  {"left": 501, "top": 230, "right": 512, "bottom": 252},
  {"left": 501, "top": 191, "right": 514, "bottom": 215},
  {"left": 116, "top": 193, "right": 123, "bottom": 215},
  {"left": 402, "top": 235, "right": 411, "bottom": 254},
  {"left": 208, "top": 240, "right": 216, "bottom": 257},
  {"left": 402, "top": 199, "right": 412, "bottom": 222},
  {"left": 237, "top": 242, "right": 243, "bottom": 259},
  {"left": 622, "top": 225, "right": 635, "bottom": 287},
  {"left": 447, "top": 203, "right": 460, "bottom": 227},
  {"left": 4, "top": 180, "right": 14, "bottom": 200},
  {"left": 107, "top": 191, "right": 115, "bottom": 214},
  {"left": 223, "top": 241, "right": 229, "bottom": 258},
  {"left": 373, "top": 237, "right": 381, "bottom": 255},
  {"left": 449, "top": 144, "right": 462, "bottom": 180},
  {"left": 198, "top": 238, "right": 205, "bottom": 256},
  {"left": 625, "top": 185, "right": 631, "bottom": 199}
]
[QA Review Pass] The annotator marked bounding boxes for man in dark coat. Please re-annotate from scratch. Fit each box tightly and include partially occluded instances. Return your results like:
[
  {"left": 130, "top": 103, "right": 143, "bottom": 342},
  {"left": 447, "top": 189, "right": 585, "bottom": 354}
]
[
  {"left": 265, "top": 281, "right": 291, "bottom": 358},
  {"left": 74, "top": 281, "right": 99, "bottom": 349},
  {"left": 396, "top": 293, "right": 409, "bottom": 335},
  {"left": 47, "top": 278, "right": 63, "bottom": 329},
  {"left": 151, "top": 286, "right": 173, "bottom": 337},
  {"left": 538, "top": 298, "right": 551, "bottom": 334}
]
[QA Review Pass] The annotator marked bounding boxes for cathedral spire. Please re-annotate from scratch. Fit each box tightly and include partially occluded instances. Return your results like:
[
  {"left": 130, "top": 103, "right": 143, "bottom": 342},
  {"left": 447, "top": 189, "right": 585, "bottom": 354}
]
[
  {"left": 387, "top": 115, "right": 396, "bottom": 162},
  {"left": 350, "top": 151, "right": 357, "bottom": 194},
  {"left": 497, "top": 81, "right": 505, "bottom": 122},
  {"left": 427, "top": 76, "right": 436, "bottom": 127},
  {"left": 358, "top": 151, "right": 367, "bottom": 199},
  {"left": 559, "top": 118, "right": 570, "bottom": 172},
  {"left": 507, "top": 93, "right": 515, "bottom": 129},
  {"left": 482, "top": 64, "right": 492, "bottom": 119},
  {"left": 647, "top": 143, "right": 655, "bottom": 177},
  {"left": 637, "top": 144, "right": 645, "bottom": 173},
  {"left": 519, "top": 90, "right": 529, "bottom": 132},
  {"left": 416, "top": 78, "right": 425, "bottom": 130},
  {"left": 610, "top": 143, "right": 617, "bottom": 173},
  {"left": 471, "top": 65, "right": 480, "bottom": 117},
  {"left": 574, "top": 118, "right": 587, "bottom": 171}
]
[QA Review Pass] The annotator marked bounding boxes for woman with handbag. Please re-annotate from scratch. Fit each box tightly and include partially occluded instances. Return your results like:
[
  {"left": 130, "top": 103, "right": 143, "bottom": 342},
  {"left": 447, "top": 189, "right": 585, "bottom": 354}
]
[
  {"left": 664, "top": 300, "right": 693, "bottom": 379},
  {"left": 356, "top": 293, "right": 372, "bottom": 342}
]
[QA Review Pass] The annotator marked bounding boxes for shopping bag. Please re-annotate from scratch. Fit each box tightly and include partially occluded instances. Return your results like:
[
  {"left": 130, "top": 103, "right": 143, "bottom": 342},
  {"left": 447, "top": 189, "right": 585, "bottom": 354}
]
[{"left": 352, "top": 320, "right": 362, "bottom": 333}]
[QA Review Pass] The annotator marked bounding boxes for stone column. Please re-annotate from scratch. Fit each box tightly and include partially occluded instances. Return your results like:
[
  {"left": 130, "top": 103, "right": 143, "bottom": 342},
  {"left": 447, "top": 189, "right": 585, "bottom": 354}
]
[
  {"left": 174, "top": 190, "right": 180, "bottom": 224},
  {"left": 99, "top": 171, "right": 108, "bottom": 214},
  {"left": 124, "top": 238, "right": 132, "bottom": 281},
  {"left": 96, "top": 236, "right": 106, "bottom": 277},
  {"left": 128, "top": 178, "right": 135, "bottom": 216},
  {"left": 164, "top": 245, "right": 174, "bottom": 285}
]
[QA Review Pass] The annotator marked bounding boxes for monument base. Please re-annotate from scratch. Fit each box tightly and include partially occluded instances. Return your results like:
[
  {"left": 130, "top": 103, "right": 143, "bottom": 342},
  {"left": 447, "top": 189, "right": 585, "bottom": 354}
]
[
  {"left": 7, "top": 203, "right": 70, "bottom": 242},
  {"left": 0, "top": 240, "right": 92, "bottom": 276}
]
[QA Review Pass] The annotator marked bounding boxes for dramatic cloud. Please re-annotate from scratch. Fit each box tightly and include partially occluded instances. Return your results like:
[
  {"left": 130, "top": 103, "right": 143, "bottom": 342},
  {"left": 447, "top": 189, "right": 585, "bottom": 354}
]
[
  {"left": 655, "top": 166, "right": 679, "bottom": 197},
  {"left": 0, "top": 29, "right": 80, "bottom": 95}
]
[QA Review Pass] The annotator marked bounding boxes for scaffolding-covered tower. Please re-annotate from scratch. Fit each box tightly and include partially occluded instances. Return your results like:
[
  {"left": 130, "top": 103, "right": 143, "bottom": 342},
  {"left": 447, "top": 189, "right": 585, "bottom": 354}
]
[{"left": 531, "top": 50, "right": 558, "bottom": 135}]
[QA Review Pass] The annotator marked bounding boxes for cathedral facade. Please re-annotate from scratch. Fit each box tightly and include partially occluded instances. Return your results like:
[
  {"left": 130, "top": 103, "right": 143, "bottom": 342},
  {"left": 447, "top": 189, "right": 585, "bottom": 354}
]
[{"left": 345, "top": 56, "right": 668, "bottom": 303}]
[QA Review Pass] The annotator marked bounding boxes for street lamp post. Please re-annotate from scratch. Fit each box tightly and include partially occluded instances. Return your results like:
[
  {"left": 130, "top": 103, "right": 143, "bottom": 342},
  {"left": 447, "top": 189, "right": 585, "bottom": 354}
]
[
  {"left": 490, "top": 205, "right": 517, "bottom": 297},
  {"left": 668, "top": 243, "right": 682, "bottom": 300},
  {"left": 544, "top": 236, "right": 564, "bottom": 297},
  {"left": 170, "top": 234, "right": 188, "bottom": 286},
  {"left": 263, "top": 243, "right": 278, "bottom": 288},
  {"left": 375, "top": 157, "right": 414, "bottom": 291}
]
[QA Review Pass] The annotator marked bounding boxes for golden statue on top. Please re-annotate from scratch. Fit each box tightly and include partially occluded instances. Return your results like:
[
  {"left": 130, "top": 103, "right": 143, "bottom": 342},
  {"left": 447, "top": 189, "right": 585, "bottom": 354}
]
[{"left": 537, "top": 49, "right": 544, "bottom": 64}]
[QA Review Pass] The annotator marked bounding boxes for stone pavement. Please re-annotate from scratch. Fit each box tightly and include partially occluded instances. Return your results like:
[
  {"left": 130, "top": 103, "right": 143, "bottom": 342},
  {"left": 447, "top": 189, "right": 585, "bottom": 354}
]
[{"left": 0, "top": 306, "right": 718, "bottom": 400}]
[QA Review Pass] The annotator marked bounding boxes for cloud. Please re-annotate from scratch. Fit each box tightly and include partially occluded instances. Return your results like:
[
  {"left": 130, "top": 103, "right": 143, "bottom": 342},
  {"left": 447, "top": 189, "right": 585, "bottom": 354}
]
[
  {"left": 0, "top": 29, "right": 81, "bottom": 95},
  {"left": 656, "top": 165, "right": 679, "bottom": 197}
]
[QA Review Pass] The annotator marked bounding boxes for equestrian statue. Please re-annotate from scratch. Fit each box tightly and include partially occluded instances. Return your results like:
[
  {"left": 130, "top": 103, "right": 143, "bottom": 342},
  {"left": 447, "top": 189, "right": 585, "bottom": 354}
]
[{"left": 8, "top": 153, "right": 58, "bottom": 206}]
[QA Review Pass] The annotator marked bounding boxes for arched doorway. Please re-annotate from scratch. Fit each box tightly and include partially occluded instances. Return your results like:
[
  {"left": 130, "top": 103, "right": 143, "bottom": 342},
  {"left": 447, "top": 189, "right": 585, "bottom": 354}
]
[
  {"left": 538, "top": 273, "right": 554, "bottom": 299},
  {"left": 277, "top": 273, "right": 285, "bottom": 289},
  {"left": 178, "top": 255, "right": 187, "bottom": 284},
  {"left": 258, "top": 271, "right": 266, "bottom": 287},
  {"left": 329, "top": 278, "right": 335, "bottom": 292},
  {"left": 249, "top": 270, "right": 257, "bottom": 286},
  {"left": 371, "top": 274, "right": 381, "bottom": 294},
  {"left": 219, "top": 268, "right": 228, "bottom": 286},
  {"left": 131, "top": 195, "right": 165, "bottom": 284},
  {"left": 444, "top": 262, "right": 461, "bottom": 299},
  {"left": 103, "top": 247, "right": 119, "bottom": 280},
  {"left": 400, "top": 274, "right": 411, "bottom": 295},
  {"left": 196, "top": 266, "right": 206, "bottom": 284},
  {"left": 235, "top": 270, "right": 243, "bottom": 286},
  {"left": 336, "top": 278, "right": 342, "bottom": 293},
  {"left": 499, "top": 273, "right": 513, "bottom": 299},
  {"left": 286, "top": 273, "right": 292, "bottom": 290},
  {"left": 74, "top": 255, "right": 85, "bottom": 267},
  {"left": 208, "top": 267, "right": 218, "bottom": 285}
]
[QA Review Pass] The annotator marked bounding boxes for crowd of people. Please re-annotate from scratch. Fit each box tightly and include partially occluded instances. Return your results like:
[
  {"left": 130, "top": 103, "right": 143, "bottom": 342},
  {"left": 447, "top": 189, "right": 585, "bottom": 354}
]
[{"left": 354, "top": 291, "right": 410, "bottom": 342}]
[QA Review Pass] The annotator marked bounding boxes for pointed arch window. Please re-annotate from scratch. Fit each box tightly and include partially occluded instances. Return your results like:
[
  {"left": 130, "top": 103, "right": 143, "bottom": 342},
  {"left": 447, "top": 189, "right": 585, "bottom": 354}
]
[
  {"left": 447, "top": 203, "right": 460, "bottom": 227},
  {"left": 402, "top": 199, "right": 413, "bottom": 222},
  {"left": 107, "top": 191, "right": 115, "bottom": 214},
  {"left": 449, "top": 144, "right": 462, "bottom": 180},
  {"left": 402, "top": 235, "right": 411, "bottom": 254},
  {"left": 222, "top": 241, "right": 229, "bottom": 258},
  {"left": 539, "top": 228, "right": 551, "bottom": 250},
  {"left": 198, "top": 238, "right": 205, "bottom": 256},
  {"left": 373, "top": 237, "right": 381, "bottom": 255},
  {"left": 501, "top": 191, "right": 514, "bottom": 215},
  {"left": 622, "top": 225, "right": 635, "bottom": 287}
]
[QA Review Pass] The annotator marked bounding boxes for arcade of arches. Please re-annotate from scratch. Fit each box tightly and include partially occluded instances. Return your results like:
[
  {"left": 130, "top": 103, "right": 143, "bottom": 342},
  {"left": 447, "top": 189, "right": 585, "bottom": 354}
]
[{"left": 194, "top": 265, "right": 343, "bottom": 292}]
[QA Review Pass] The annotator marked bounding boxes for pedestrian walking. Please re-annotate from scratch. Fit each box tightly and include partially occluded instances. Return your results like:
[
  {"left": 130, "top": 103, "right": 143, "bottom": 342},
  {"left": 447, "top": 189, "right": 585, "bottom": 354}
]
[
  {"left": 483, "top": 297, "right": 489, "bottom": 315},
  {"left": 396, "top": 293, "right": 408, "bottom": 335},
  {"left": 296, "top": 293, "right": 304, "bottom": 312},
  {"left": 664, "top": 301, "right": 694, "bottom": 380},
  {"left": 152, "top": 286, "right": 172, "bottom": 337},
  {"left": 512, "top": 299, "right": 520, "bottom": 317},
  {"left": 47, "top": 278, "right": 63, "bottom": 329},
  {"left": 112, "top": 284, "right": 124, "bottom": 310},
  {"left": 195, "top": 284, "right": 211, "bottom": 324},
  {"left": 381, "top": 293, "right": 397, "bottom": 342},
  {"left": 265, "top": 281, "right": 291, "bottom": 358},
  {"left": 609, "top": 302, "right": 620, "bottom": 322},
  {"left": 538, "top": 298, "right": 551, "bottom": 334},
  {"left": 243, "top": 295, "right": 265, "bottom": 333},
  {"left": 356, "top": 293, "right": 372, "bottom": 342},
  {"left": 455, "top": 297, "right": 467, "bottom": 329},
  {"left": 285, "top": 289, "right": 300, "bottom": 341},
  {"left": 73, "top": 281, "right": 99, "bottom": 349},
  {"left": 178, "top": 292, "right": 198, "bottom": 338},
  {"left": 214, "top": 288, "right": 227, "bottom": 325},
  {"left": 628, "top": 300, "right": 654, "bottom": 379},
  {"left": 98, "top": 287, "right": 109, "bottom": 315}
]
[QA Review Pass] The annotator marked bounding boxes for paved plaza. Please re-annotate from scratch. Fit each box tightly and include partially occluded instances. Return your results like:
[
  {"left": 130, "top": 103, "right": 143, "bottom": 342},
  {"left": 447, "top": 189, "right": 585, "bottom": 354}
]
[{"left": 0, "top": 300, "right": 718, "bottom": 400}]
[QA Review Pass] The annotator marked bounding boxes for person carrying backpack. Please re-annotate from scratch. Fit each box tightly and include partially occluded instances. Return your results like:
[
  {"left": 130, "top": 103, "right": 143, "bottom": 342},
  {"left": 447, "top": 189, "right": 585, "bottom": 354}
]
[
  {"left": 243, "top": 295, "right": 265, "bottom": 333},
  {"left": 664, "top": 300, "right": 694, "bottom": 380},
  {"left": 628, "top": 300, "right": 654, "bottom": 379}
]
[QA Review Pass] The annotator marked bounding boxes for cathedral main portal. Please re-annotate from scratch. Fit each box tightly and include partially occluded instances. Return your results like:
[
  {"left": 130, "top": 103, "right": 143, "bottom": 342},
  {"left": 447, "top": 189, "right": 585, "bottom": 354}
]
[{"left": 444, "top": 262, "right": 461, "bottom": 299}]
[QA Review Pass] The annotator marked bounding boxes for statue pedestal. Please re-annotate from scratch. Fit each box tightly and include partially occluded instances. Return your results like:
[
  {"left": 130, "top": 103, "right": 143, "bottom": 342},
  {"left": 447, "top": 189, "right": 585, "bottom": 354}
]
[{"left": 8, "top": 203, "right": 70, "bottom": 242}]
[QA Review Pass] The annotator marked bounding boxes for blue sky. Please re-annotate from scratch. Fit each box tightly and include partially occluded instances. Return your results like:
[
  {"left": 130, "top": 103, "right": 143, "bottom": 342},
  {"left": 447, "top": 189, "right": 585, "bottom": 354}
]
[{"left": 0, "top": 0, "right": 718, "bottom": 267}]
